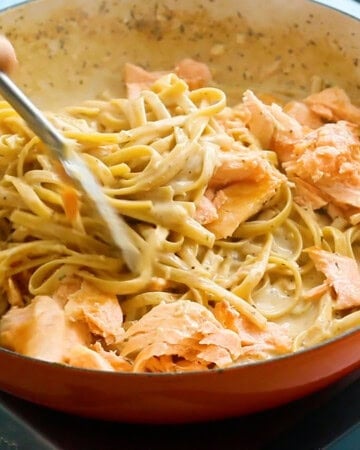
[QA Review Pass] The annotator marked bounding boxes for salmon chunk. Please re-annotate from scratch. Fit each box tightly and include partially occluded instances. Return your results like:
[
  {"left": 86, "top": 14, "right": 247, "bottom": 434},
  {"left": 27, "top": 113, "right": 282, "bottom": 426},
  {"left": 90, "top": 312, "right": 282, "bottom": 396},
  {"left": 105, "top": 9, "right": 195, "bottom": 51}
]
[
  {"left": 195, "top": 150, "right": 285, "bottom": 238},
  {"left": 125, "top": 59, "right": 212, "bottom": 98},
  {"left": 283, "top": 121, "right": 360, "bottom": 209},
  {"left": 119, "top": 300, "right": 242, "bottom": 372},
  {"left": 284, "top": 101, "right": 324, "bottom": 129},
  {"left": 205, "top": 176, "right": 280, "bottom": 239},
  {"left": 0, "top": 295, "right": 90, "bottom": 363},
  {"left": 124, "top": 63, "right": 168, "bottom": 99},
  {"left": 304, "top": 86, "right": 360, "bottom": 125},
  {"left": 66, "top": 344, "right": 115, "bottom": 371},
  {"left": 307, "top": 248, "right": 360, "bottom": 310},
  {"left": 214, "top": 301, "right": 291, "bottom": 361},
  {"left": 244, "top": 89, "right": 360, "bottom": 211},
  {"left": 65, "top": 280, "right": 124, "bottom": 345}
]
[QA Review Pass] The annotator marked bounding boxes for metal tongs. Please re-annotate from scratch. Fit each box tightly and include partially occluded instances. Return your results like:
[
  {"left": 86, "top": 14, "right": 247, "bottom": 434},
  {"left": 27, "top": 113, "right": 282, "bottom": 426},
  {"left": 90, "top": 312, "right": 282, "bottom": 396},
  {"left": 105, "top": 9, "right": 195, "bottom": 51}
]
[{"left": 0, "top": 72, "right": 140, "bottom": 272}]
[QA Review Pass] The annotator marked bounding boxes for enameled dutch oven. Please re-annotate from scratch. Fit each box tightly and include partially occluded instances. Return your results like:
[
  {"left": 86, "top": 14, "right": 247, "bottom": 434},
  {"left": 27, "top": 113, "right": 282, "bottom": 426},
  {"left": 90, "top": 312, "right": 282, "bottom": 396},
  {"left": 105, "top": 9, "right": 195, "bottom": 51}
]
[{"left": 0, "top": 0, "right": 359, "bottom": 423}]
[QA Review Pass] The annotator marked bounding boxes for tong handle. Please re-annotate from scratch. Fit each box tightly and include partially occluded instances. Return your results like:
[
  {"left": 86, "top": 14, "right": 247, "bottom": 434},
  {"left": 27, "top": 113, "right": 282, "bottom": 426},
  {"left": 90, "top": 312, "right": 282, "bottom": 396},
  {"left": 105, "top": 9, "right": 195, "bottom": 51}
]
[
  {"left": 0, "top": 72, "right": 66, "bottom": 159},
  {"left": 0, "top": 72, "right": 140, "bottom": 272}
]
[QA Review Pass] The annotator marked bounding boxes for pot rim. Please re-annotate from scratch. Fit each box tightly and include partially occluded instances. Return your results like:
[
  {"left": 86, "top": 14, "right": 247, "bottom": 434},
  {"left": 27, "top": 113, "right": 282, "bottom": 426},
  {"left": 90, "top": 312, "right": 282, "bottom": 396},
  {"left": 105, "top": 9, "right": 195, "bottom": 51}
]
[
  {"left": 0, "top": 0, "right": 359, "bottom": 20},
  {"left": 1, "top": 324, "right": 359, "bottom": 378}
]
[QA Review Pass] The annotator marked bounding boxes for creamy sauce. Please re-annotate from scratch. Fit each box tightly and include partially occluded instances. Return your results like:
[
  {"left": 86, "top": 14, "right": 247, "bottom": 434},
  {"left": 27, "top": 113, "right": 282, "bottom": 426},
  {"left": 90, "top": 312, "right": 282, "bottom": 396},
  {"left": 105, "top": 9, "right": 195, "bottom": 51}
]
[
  {"left": 0, "top": 0, "right": 359, "bottom": 369},
  {"left": 0, "top": 0, "right": 359, "bottom": 109}
]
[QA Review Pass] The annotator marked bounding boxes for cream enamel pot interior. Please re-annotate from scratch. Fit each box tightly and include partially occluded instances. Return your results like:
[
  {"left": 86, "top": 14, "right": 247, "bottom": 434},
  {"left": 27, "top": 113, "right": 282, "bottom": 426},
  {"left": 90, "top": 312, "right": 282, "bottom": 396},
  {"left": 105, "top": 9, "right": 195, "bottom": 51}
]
[{"left": 0, "top": 0, "right": 359, "bottom": 423}]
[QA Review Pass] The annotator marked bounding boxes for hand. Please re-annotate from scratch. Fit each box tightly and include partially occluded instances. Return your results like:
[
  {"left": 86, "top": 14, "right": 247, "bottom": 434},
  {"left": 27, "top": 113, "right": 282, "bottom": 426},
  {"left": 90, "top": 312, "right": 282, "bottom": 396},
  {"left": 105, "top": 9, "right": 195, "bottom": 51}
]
[{"left": 0, "top": 36, "right": 17, "bottom": 73}]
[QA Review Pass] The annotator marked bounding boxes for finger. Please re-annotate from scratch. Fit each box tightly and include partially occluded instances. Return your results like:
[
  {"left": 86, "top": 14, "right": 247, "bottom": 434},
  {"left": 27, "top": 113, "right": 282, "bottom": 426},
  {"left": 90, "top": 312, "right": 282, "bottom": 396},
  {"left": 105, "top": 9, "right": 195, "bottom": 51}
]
[{"left": 0, "top": 36, "right": 18, "bottom": 73}]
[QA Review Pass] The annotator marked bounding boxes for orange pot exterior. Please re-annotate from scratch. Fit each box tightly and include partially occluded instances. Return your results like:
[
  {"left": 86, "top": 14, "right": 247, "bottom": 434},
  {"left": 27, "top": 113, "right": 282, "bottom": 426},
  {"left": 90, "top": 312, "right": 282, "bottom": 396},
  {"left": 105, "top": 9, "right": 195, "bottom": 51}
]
[{"left": 0, "top": 329, "right": 359, "bottom": 423}]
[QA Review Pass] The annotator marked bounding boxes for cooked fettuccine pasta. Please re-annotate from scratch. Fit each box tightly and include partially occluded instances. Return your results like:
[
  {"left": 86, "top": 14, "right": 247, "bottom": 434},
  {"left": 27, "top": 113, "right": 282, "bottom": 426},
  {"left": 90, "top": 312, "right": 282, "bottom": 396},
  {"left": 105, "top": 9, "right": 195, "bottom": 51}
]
[{"left": 0, "top": 59, "right": 359, "bottom": 372}]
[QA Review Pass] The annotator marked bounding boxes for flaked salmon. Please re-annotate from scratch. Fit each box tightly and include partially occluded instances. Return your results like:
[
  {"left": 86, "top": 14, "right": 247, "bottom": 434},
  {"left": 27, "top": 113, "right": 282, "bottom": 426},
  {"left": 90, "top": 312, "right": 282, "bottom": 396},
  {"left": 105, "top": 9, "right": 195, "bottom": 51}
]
[
  {"left": 214, "top": 301, "right": 291, "bottom": 361},
  {"left": 119, "top": 300, "right": 242, "bottom": 372},
  {"left": 143, "top": 354, "right": 206, "bottom": 372},
  {"left": 0, "top": 295, "right": 90, "bottom": 363},
  {"left": 307, "top": 247, "right": 360, "bottom": 310},
  {"left": 304, "top": 86, "right": 360, "bottom": 125},
  {"left": 53, "top": 277, "right": 82, "bottom": 306},
  {"left": 66, "top": 343, "right": 133, "bottom": 372},
  {"left": 195, "top": 148, "right": 285, "bottom": 239},
  {"left": 203, "top": 177, "right": 281, "bottom": 239},
  {"left": 244, "top": 89, "right": 360, "bottom": 211},
  {"left": 125, "top": 58, "right": 211, "bottom": 99},
  {"left": 66, "top": 344, "right": 116, "bottom": 371},
  {"left": 92, "top": 342, "right": 132, "bottom": 371},
  {"left": 65, "top": 280, "right": 124, "bottom": 345},
  {"left": 174, "top": 58, "right": 212, "bottom": 90},
  {"left": 284, "top": 121, "right": 360, "bottom": 209},
  {"left": 284, "top": 87, "right": 360, "bottom": 128},
  {"left": 284, "top": 101, "right": 324, "bottom": 129},
  {"left": 243, "top": 89, "right": 304, "bottom": 161}
]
